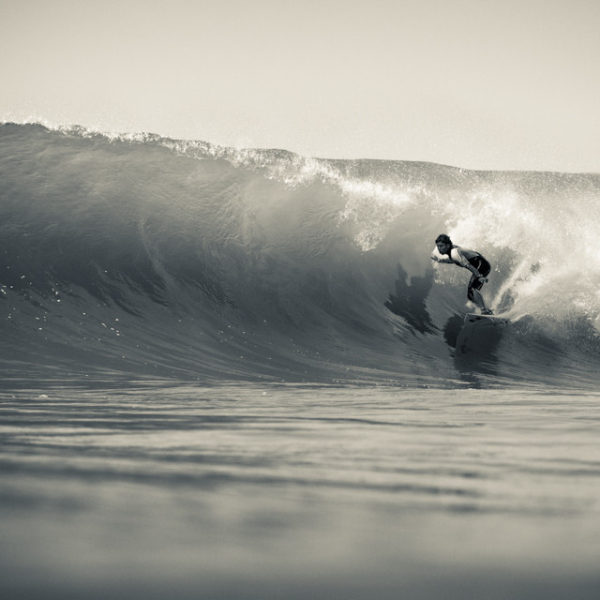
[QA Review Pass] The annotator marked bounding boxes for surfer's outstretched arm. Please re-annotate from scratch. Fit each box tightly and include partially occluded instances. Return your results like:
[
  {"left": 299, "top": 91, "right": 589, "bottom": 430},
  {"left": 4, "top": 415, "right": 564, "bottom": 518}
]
[{"left": 431, "top": 251, "right": 452, "bottom": 264}]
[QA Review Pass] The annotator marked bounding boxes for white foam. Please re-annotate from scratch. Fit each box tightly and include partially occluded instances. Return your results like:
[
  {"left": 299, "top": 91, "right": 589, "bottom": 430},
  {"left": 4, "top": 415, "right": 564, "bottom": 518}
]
[{"left": 444, "top": 184, "right": 600, "bottom": 319}]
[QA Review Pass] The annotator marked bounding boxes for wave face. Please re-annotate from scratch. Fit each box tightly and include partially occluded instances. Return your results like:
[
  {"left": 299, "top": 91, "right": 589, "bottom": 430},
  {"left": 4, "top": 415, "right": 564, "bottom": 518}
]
[{"left": 2, "top": 123, "right": 600, "bottom": 388}]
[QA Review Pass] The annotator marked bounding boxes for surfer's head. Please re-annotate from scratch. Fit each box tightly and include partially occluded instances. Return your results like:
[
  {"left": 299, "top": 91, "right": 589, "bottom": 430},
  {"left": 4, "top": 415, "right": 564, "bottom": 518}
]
[{"left": 435, "top": 233, "right": 452, "bottom": 253}]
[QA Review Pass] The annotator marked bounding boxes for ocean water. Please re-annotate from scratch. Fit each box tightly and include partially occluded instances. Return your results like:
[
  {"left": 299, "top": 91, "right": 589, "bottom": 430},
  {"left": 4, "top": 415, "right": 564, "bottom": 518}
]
[{"left": 1, "top": 123, "right": 600, "bottom": 598}]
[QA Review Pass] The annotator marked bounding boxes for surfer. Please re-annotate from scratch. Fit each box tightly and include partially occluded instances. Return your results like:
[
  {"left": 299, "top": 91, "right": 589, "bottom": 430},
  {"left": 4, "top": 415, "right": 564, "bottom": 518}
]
[{"left": 431, "top": 234, "right": 493, "bottom": 315}]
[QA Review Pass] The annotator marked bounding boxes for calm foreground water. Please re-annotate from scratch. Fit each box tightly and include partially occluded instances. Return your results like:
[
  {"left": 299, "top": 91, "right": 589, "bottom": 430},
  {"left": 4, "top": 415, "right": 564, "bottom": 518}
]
[{"left": 1, "top": 384, "right": 600, "bottom": 599}]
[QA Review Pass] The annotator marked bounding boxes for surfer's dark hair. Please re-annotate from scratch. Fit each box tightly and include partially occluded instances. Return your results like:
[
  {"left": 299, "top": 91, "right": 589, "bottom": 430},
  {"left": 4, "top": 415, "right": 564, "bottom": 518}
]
[{"left": 435, "top": 234, "right": 452, "bottom": 245}]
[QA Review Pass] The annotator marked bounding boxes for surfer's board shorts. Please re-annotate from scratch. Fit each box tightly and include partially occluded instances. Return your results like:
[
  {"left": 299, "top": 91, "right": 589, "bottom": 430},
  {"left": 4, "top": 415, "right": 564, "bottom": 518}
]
[{"left": 468, "top": 256, "right": 491, "bottom": 292}]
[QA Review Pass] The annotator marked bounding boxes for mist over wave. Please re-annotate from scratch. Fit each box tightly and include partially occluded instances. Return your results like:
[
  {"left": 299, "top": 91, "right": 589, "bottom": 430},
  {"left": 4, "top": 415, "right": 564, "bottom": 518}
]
[{"left": 2, "top": 122, "right": 600, "bottom": 388}]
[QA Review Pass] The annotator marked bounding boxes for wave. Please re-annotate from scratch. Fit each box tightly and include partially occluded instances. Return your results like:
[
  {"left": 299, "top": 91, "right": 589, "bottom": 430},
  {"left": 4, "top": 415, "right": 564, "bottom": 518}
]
[{"left": 2, "top": 122, "right": 600, "bottom": 389}]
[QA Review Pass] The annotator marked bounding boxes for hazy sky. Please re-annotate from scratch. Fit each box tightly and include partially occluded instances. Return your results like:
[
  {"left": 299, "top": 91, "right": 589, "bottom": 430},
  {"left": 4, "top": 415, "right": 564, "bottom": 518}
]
[{"left": 1, "top": 0, "right": 599, "bottom": 171}]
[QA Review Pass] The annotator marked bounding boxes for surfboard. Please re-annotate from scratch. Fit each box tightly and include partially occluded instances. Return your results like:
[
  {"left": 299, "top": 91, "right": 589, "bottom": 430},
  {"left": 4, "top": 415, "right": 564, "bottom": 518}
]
[
  {"left": 464, "top": 313, "right": 508, "bottom": 324},
  {"left": 455, "top": 313, "right": 509, "bottom": 356}
]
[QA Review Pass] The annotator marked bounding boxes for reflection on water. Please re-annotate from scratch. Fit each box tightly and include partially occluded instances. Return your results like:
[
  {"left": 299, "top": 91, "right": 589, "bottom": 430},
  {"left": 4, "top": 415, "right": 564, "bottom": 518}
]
[{"left": 2, "top": 385, "right": 600, "bottom": 599}]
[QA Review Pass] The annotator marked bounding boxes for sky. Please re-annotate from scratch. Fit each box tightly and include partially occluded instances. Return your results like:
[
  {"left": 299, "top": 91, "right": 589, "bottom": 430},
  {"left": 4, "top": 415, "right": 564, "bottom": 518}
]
[{"left": 1, "top": 0, "right": 599, "bottom": 172}]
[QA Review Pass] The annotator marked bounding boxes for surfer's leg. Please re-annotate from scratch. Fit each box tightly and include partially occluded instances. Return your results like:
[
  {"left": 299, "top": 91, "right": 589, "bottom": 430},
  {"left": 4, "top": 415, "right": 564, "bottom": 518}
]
[
  {"left": 468, "top": 258, "right": 493, "bottom": 314},
  {"left": 468, "top": 276, "right": 491, "bottom": 314},
  {"left": 470, "top": 288, "right": 492, "bottom": 314},
  {"left": 479, "top": 259, "right": 491, "bottom": 279}
]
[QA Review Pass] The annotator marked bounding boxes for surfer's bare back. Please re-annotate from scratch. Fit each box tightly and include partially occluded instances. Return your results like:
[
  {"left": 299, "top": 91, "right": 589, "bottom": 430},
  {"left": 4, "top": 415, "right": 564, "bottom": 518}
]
[{"left": 431, "top": 234, "right": 493, "bottom": 315}]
